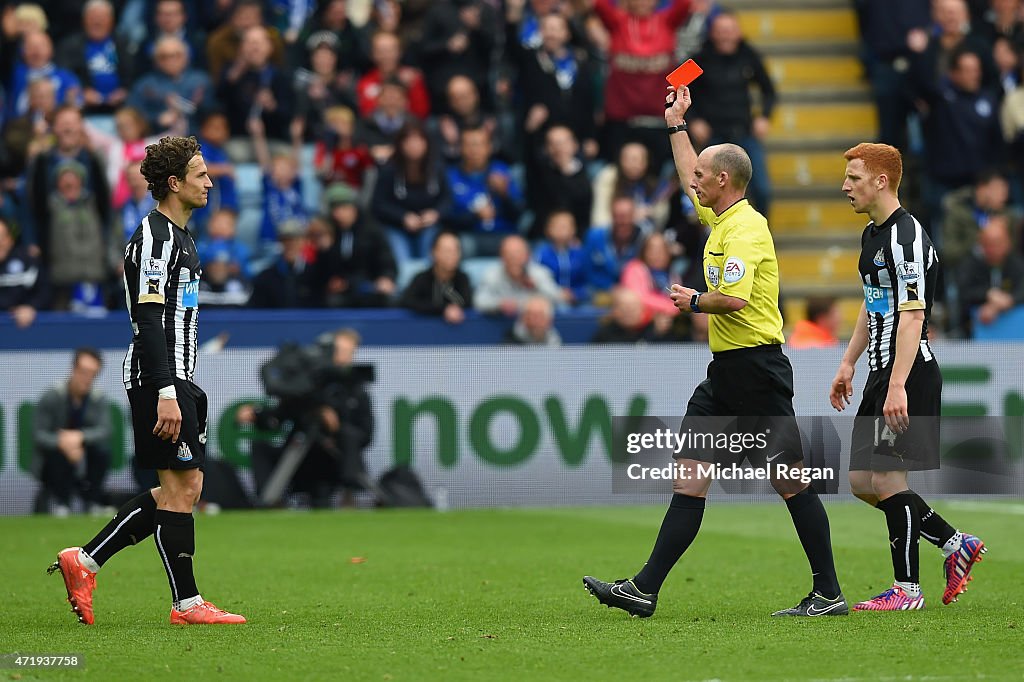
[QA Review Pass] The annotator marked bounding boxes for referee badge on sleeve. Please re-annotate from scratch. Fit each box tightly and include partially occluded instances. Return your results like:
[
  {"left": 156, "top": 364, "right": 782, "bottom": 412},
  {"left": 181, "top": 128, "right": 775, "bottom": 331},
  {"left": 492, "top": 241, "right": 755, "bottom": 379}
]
[
  {"left": 707, "top": 264, "right": 721, "bottom": 288},
  {"left": 723, "top": 257, "right": 746, "bottom": 283}
]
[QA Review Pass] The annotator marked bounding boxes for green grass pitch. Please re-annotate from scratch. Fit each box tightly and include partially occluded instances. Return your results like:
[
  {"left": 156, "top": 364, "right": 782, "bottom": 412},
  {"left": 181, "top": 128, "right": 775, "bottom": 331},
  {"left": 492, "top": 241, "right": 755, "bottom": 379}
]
[{"left": 2, "top": 501, "right": 1022, "bottom": 681}]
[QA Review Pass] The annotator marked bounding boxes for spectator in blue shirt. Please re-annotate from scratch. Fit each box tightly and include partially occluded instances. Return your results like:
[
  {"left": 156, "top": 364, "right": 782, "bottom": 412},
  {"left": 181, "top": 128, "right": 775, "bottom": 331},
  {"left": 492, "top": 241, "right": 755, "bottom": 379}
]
[
  {"left": 128, "top": 35, "right": 211, "bottom": 133},
  {"left": 56, "top": 0, "right": 135, "bottom": 114},
  {"left": 7, "top": 31, "right": 81, "bottom": 119},
  {"left": 584, "top": 195, "right": 644, "bottom": 300},
  {"left": 446, "top": 125, "right": 523, "bottom": 257},
  {"left": 197, "top": 208, "right": 253, "bottom": 279},
  {"left": 250, "top": 116, "right": 306, "bottom": 247},
  {"left": 535, "top": 210, "right": 588, "bottom": 305},
  {"left": 118, "top": 161, "right": 156, "bottom": 244},
  {"left": 190, "top": 111, "right": 239, "bottom": 231}
]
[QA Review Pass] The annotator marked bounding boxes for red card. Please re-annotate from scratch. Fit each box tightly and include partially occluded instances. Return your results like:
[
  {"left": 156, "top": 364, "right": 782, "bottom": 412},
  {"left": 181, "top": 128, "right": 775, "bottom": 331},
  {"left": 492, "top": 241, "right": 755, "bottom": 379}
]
[{"left": 666, "top": 59, "right": 703, "bottom": 88}]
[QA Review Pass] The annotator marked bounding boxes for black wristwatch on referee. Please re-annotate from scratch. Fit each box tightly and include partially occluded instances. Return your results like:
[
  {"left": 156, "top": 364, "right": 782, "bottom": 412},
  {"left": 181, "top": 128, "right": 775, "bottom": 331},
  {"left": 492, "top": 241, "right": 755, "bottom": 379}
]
[
  {"left": 690, "top": 292, "right": 701, "bottom": 312},
  {"left": 667, "top": 121, "right": 688, "bottom": 135}
]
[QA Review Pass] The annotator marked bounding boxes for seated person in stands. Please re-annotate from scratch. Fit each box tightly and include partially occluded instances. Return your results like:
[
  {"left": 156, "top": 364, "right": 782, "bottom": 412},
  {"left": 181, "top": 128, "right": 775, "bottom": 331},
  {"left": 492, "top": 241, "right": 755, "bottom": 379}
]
[
  {"left": 591, "top": 287, "right": 676, "bottom": 344},
  {"left": 535, "top": 210, "right": 587, "bottom": 306},
  {"left": 249, "top": 219, "right": 318, "bottom": 308},
  {"left": 32, "top": 348, "right": 111, "bottom": 516},
  {"left": 942, "top": 170, "right": 1018, "bottom": 271},
  {"left": 197, "top": 208, "right": 252, "bottom": 279},
  {"left": 249, "top": 116, "right": 306, "bottom": 247},
  {"left": 433, "top": 75, "right": 503, "bottom": 162},
  {"left": 370, "top": 121, "right": 449, "bottom": 262},
  {"left": 239, "top": 329, "right": 375, "bottom": 508},
  {"left": 360, "top": 77, "right": 416, "bottom": 163},
  {"left": 192, "top": 110, "right": 238, "bottom": 230},
  {"left": 128, "top": 35, "right": 211, "bottom": 133},
  {"left": 312, "top": 183, "right": 397, "bottom": 308},
  {"left": 199, "top": 244, "right": 251, "bottom": 308},
  {"left": 591, "top": 142, "right": 670, "bottom": 233},
  {"left": 583, "top": 196, "right": 644, "bottom": 303},
  {"left": 118, "top": 162, "right": 157, "bottom": 245},
  {"left": 0, "top": 217, "right": 48, "bottom": 328},
  {"left": 400, "top": 231, "right": 473, "bottom": 323},
  {"left": 475, "top": 235, "right": 563, "bottom": 315},
  {"left": 445, "top": 125, "right": 523, "bottom": 257},
  {"left": 505, "top": 295, "right": 562, "bottom": 346},
  {"left": 314, "top": 106, "right": 373, "bottom": 191},
  {"left": 527, "top": 124, "right": 592, "bottom": 240},
  {"left": 958, "top": 215, "right": 1024, "bottom": 334},
  {"left": 788, "top": 296, "right": 840, "bottom": 349},
  {"left": 619, "top": 232, "right": 679, "bottom": 326}
]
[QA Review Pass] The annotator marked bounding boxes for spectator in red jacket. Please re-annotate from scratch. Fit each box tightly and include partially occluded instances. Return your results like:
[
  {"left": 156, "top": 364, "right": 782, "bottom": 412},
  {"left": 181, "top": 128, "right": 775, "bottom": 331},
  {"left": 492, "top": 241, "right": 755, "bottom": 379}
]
[
  {"left": 590, "top": 0, "right": 691, "bottom": 168},
  {"left": 357, "top": 31, "right": 431, "bottom": 120}
]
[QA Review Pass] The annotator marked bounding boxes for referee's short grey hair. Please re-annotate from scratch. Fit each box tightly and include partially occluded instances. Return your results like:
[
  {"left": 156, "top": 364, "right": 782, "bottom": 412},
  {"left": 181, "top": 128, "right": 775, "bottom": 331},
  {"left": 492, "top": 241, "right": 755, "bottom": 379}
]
[{"left": 709, "top": 144, "right": 752, "bottom": 191}]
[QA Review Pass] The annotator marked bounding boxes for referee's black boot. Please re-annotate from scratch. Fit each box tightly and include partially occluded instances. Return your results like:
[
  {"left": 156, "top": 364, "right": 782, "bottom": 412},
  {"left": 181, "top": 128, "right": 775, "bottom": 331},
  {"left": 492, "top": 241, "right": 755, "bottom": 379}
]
[
  {"left": 771, "top": 591, "right": 849, "bottom": 617},
  {"left": 583, "top": 576, "right": 658, "bottom": 618}
]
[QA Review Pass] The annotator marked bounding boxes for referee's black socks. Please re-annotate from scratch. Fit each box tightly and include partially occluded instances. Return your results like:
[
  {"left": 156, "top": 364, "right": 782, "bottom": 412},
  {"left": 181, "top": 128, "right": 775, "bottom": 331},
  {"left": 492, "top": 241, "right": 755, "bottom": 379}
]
[
  {"left": 632, "top": 493, "right": 705, "bottom": 595},
  {"left": 83, "top": 490, "right": 158, "bottom": 567},
  {"left": 154, "top": 510, "right": 200, "bottom": 605},
  {"left": 784, "top": 486, "right": 841, "bottom": 599},
  {"left": 876, "top": 491, "right": 920, "bottom": 584}
]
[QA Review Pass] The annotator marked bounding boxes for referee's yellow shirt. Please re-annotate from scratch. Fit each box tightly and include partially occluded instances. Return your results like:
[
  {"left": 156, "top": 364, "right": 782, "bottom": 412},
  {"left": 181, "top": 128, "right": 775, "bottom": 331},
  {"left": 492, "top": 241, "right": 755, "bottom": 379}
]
[{"left": 696, "top": 199, "right": 785, "bottom": 353}]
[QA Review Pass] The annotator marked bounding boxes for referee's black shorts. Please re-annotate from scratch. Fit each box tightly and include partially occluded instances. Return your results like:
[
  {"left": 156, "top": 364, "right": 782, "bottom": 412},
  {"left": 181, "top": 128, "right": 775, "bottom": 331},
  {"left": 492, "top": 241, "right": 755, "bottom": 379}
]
[
  {"left": 127, "top": 379, "right": 207, "bottom": 471},
  {"left": 850, "top": 359, "right": 941, "bottom": 472},
  {"left": 677, "top": 344, "right": 804, "bottom": 467}
]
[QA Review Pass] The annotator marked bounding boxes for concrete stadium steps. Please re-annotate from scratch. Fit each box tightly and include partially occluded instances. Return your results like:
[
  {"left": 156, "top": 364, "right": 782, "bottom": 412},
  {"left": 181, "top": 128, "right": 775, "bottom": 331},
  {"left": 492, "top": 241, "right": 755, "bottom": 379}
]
[
  {"left": 777, "top": 247, "right": 860, "bottom": 287},
  {"left": 737, "top": 8, "right": 859, "bottom": 46},
  {"left": 782, "top": 295, "right": 864, "bottom": 338},
  {"left": 766, "top": 54, "right": 866, "bottom": 98},
  {"left": 770, "top": 102, "right": 877, "bottom": 142},
  {"left": 768, "top": 149, "right": 850, "bottom": 191},
  {"left": 770, "top": 198, "right": 867, "bottom": 233},
  {"left": 733, "top": 1, "right": 870, "bottom": 328}
]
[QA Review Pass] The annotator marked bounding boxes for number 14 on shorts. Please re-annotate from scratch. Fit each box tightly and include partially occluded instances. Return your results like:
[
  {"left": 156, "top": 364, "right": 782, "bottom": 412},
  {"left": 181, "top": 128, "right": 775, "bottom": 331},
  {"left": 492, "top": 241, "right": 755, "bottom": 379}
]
[{"left": 874, "top": 417, "right": 898, "bottom": 447}]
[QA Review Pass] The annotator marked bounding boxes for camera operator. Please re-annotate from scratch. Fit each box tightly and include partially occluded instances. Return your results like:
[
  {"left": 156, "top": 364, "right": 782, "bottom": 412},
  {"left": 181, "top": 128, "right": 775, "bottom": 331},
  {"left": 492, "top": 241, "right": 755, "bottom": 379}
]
[{"left": 239, "top": 329, "right": 375, "bottom": 508}]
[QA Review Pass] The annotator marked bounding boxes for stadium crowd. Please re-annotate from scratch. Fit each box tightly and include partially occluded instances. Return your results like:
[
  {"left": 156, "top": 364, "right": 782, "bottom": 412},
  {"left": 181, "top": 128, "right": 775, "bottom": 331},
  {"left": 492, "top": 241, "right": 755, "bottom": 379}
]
[{"left": 0, "top": 0, "right": 1023, "bottom": 339}]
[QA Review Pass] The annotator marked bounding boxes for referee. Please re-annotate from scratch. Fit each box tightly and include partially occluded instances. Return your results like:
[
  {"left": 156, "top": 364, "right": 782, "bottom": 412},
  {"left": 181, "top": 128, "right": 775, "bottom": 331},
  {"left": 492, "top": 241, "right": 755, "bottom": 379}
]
[
  {"left": 49, "top": 136, "right": 245, "bottom": 625},
  {"left": 584, "top": 85, "right": 846, "bottom": 618}
]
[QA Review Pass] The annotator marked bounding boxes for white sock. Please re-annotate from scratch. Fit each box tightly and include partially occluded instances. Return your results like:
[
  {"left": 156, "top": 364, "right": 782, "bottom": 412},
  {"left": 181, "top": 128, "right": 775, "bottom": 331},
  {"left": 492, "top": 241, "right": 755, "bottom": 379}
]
[
  {"left": 174, "top": 594, "right": 204, "bottom": 612},
  {"left": 895, "top": 580, "right": 921, "bottom": 598},
  {"left": 78, "top": 549, "right": 100, "bottom": 573},
  {"left": 941, "top": 531, "right": 963, "bottom": 558}
]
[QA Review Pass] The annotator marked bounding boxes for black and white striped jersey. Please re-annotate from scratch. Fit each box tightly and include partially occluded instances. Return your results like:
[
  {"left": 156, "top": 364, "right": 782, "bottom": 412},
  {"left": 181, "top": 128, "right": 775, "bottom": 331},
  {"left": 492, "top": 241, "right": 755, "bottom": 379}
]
[
  {"left": 859, "top": 207, "right": 937, "bottom": 372},
  {"left": 122, "top": 210, "right": 202, "bottom": 389}
]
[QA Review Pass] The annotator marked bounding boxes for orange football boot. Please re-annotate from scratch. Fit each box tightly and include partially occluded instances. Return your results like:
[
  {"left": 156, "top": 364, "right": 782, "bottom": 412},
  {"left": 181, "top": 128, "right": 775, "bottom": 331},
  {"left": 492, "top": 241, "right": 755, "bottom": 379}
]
[
  {"left": 170, "top": 600, "right": 247, "bottom": 624},
  {"left": 47, "top": 547, "right": 96, "bottom": 625}
]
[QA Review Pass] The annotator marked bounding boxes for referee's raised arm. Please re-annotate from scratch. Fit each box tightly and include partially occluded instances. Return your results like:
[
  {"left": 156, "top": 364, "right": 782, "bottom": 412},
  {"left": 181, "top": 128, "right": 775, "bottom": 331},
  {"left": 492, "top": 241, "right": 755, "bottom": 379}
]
[{"left": 665, "top": 86, "right": 699, "bottom": 208}]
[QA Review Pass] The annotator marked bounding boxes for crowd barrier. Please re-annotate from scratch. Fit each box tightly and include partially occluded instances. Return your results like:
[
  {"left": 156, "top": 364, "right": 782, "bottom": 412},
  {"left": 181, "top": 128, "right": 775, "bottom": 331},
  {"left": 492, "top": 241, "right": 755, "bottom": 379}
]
[{"left": 1, "top": 341, "right": 1022, "bottom": 514}]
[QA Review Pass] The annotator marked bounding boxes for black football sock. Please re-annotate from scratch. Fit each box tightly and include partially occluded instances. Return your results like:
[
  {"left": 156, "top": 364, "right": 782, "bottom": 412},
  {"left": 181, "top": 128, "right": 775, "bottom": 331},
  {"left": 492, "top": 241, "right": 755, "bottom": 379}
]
[
  {"left": 632, "top": 494, "right": 705, "bottom": 595},
  {"left": 784, "top": 486, "right": 842, "bottom": 599},
  {"left": 154, "top": 510, "right": 200, "bottom": 605},
  {"left": 83, "top": 490, "right": 157, "bottom": 567},
  {"left": 876, "top": 491, "right": 920, "bottom": 584},
  {"left": 905, "top": 491, "right": 957, "bottom": 548}
]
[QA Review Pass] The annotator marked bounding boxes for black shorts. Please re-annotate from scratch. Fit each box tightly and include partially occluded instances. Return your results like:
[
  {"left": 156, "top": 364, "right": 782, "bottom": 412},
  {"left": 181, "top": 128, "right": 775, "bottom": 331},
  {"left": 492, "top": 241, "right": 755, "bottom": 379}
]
[
  {"left": 127, "top": 379, "right": 207, "bottom": 471},
  {"left": 678, "top": 344, "right": 804, "bottom": 467},
  {"left": 849, "top": 359, "right": 941, "bottom": 472}
]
